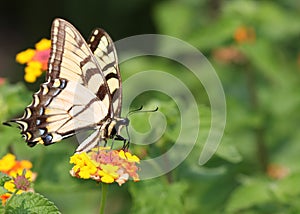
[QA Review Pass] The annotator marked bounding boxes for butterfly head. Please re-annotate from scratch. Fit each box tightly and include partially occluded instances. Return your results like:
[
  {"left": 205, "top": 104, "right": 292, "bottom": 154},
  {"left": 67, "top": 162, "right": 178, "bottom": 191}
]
[{"left": 113, "top": 117, "right": 129, "bottom": 137}]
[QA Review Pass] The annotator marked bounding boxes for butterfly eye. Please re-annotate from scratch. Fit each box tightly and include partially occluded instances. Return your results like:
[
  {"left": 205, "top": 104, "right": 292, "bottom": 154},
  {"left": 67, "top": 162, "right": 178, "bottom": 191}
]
[
  {"left": 117, "top": 118, "right": 129, "bottom": 126},
  {"left": 124, "top": 118, "right": 130, "bottom": 126}
]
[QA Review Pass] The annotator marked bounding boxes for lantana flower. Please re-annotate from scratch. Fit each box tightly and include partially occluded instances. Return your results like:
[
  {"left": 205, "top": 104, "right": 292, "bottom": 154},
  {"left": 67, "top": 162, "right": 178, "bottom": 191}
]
[
  {"left": 267, "top": 164, "right": 290, "bottom": 180},
  {"left": 70, "top": 147, "right": 140, "bottom": 186},
  {"left": 0, "top": 77, "right": 5, "bottom": 85},
  {"left": 16, "top": 38, "right": 51, "bottom": 83},
  {"left": 212, "top": 46, "right": 246, "bottom": 64},
  {"left": 234, "top": 26, "right": 256, "bottom": 44},
  {"left": 0, "top": 153, "right": 36, "bottom": 205}
]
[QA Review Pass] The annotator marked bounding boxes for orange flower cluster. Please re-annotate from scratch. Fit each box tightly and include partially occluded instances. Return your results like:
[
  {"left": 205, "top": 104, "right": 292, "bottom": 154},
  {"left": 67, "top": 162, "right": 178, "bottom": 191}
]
[
  {"left": 0, "top": 154, "right": 36, "bottom": 205},
  {"left": 234, "top": 26, "right": 256, "bottom": 43},
  {"left": 267, "top": 164, "right": 290, "bottom": 180},
  {"left": 0, "top": 77, "right": 5, "bottom": 86},
  {"left": 15, "top": 38, "right": 51, "bottom": 83},
  {"left": 212, "top": 46, "right": 246, "bottom": 64},
  {"left": 70, "top": 147, "right": 140, "bottom": 186}
]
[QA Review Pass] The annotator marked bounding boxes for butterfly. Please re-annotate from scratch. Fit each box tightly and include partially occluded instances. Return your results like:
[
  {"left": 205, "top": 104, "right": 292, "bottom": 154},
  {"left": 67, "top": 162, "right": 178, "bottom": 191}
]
[{"left": 5, "top": 18, "right": 130, "bottom": 153}]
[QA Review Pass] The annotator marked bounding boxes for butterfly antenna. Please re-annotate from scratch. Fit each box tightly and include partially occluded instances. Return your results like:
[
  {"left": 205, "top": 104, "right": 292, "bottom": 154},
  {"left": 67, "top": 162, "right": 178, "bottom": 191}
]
[
  {"left": 126, "top": 105, "right": 143, "bottom": 117},
  {"left": 126, "top": 106, "right": 158, "bottom": 117}
]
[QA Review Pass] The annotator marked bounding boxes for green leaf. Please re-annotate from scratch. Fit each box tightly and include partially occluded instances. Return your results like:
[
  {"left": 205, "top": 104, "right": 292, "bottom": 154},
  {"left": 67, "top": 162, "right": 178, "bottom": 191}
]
[
  {"left": 189, "top": 16, "right": 241, "bottom": 50},
  {"left": 0, "top": 172, "right": 11, "bottom": 186},
  {"left": 214, "top": 138, "right": 242, "bottom": 163},
  {"left": 0, "top": 187, "right": 8, "bottom": 196},
  {"left": 129, "top": 180, "right": 188, "bottom": 214},
  {"left": 154, "top": 2, "right": 193, "bottom": 38},
  {"left": 238, "top": 40, "right": 285, "bottom": 83},
  {"left": 5, "top": 192, "right": 60, "bottom": 214},
  {"left": 224, "top": 0, "right": 300, "bottom": 40},
  {"left": 276, "top": 172, "right": 300, "bottom": 200},
  {"left": 0, "top": 82, "right": 31, "bottom": 122},
  {"left": 225, "top": 179, "right": 271, "bottom": 213},
  {"left": 0, "top": 82, "right": 32, "bottom": 153}
]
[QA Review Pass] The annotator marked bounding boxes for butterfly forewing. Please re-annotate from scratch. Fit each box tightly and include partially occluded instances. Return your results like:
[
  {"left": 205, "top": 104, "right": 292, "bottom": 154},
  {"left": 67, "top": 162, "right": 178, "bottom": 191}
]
[
  {"left": 47, "top": 19, "right": 111, "bottom": 107},
  {"left": 88, "top": 29, "right": 122, "bottom": 117},
  {"left": 6, "top": 18, "right": 124, "bottom": 150}
]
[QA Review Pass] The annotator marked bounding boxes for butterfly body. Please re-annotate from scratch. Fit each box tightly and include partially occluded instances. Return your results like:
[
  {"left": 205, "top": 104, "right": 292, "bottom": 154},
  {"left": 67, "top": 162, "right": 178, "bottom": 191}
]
[{"left": 6, "top": 18, "right": 128, "bottom": 153}]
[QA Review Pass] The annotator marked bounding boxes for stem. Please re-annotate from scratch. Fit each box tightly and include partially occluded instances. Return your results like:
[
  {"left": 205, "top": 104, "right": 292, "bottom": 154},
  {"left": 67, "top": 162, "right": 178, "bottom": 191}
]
[
  {"left": 209, "top": 0, "right": 222, "bottom": 18},
  {"left": 99, "top": 183, "right": 108, "bottom": 214},
  {"left": 245, "top": 66, "right": 268, "bottom": 171},
  {"left": 163, "top": 152, "right": 173, "bottom": 184},
  {"left": 5, "top": 189, "right": 18, "bottom": 208}
]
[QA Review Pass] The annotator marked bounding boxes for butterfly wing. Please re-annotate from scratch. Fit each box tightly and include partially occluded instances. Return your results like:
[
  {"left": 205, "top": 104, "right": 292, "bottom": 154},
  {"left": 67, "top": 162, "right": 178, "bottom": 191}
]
[
  {"left": 7, "top": 19, "right": 115, "bottom": 148},
  {"left": 9, "top": 78, "right": 108, "bottom": 147},
  {"left": 47, "top": 18, "right": 111, "bottom": 108},
  {"left": 88, "top": 28, "right": 122, "bottom": 117}
]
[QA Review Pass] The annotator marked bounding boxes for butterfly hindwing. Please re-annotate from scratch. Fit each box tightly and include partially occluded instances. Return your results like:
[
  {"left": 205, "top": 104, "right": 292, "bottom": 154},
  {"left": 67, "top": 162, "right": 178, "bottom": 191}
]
[{"left": 10, "top": 78, "right": 107, "bottom": 147}]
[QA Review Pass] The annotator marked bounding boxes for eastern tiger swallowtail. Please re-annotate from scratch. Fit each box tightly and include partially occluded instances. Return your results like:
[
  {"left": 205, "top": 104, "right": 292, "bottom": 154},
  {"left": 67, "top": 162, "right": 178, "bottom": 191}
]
[{"left": 5, "top": 18, "right": 130, "bottom": 153}]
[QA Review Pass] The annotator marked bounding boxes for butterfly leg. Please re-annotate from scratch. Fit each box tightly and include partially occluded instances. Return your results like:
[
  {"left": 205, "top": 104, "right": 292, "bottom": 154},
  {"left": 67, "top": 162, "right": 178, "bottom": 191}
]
[
  {"left": 110, "top": 137, "right": 115, "bottom": 149},
  {"left": 110, "top": 135, "right": 125, "bottom": 150},
  {"left": 123, "top": 141, "right": 130, "bottom": 151},
  {"left": 114, "top": 135, "right": 130, "bottom": 150},
  {"left": 103, "top": 139, "right": 108, "bottom": 147}
]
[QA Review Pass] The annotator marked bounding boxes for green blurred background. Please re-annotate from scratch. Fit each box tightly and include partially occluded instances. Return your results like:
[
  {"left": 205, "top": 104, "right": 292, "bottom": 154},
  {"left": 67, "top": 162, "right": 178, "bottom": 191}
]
[{"left": 1, "top": 0, "right": 300, "bottom": 213}]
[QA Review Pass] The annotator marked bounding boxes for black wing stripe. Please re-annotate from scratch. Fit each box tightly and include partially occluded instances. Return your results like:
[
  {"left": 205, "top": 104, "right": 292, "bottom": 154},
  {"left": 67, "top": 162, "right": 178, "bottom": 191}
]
[
  {"left": 84, "top": 68, "right": 101, "bottom": 83},
  {"left": 105, "top": 72, "right": 118, "bottom": 81},
  {"left": 96, "top": 85, "right": 109, "bottom": 101},
  {"left": 88, "top": 28, "right": 122, "bottom": 116},
  {"left": 102, "top": 61, "right": 116, "bottom": 72}
]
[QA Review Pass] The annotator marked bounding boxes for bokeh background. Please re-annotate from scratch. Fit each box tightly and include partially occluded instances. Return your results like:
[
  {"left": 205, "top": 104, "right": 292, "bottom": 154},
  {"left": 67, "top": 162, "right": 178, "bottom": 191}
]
[{"left": 1, "top": 0, "right": 300, "bottom": 213}]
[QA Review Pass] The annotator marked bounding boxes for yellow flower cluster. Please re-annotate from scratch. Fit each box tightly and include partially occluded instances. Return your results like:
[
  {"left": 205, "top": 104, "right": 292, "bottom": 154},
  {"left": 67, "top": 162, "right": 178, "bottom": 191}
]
[
  {"left": 70, "top": 153, "right": 97, "bottom": 179},
  {"left": 119, "top": 150, "right": 140, "bottom": 162},
  {"left": 0, "top": 154, "right": 36, "bottom": 205},
  {"left": 70, "top": 147, "right": 140, "bottom": 186},
  {"left": 16, "top": 38, "right": 51, "bottom": 83}
]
